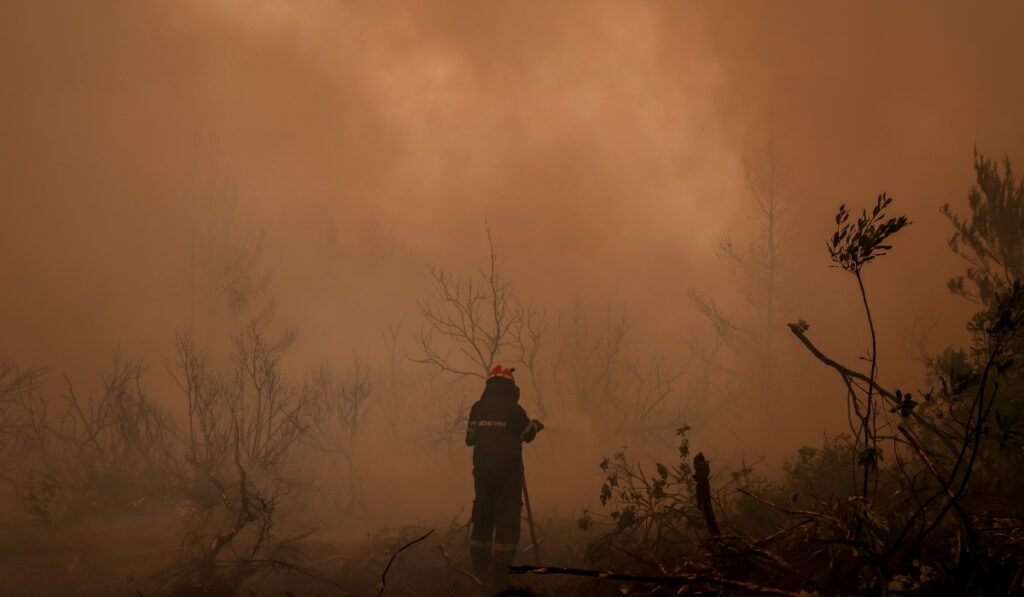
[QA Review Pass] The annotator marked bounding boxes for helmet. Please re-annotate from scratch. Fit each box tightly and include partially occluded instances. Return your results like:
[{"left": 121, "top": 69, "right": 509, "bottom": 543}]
[{"left": 488, "top": 364, "right": 515, "bottom": 380}]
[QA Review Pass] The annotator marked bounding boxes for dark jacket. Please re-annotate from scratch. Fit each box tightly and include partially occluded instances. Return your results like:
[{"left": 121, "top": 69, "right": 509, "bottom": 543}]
[{"left": 465, "top": 377, "right": 537, "bottom": 469}]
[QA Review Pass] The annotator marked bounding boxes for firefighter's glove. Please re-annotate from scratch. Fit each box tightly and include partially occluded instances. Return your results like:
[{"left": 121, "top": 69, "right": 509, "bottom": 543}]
[{"left": 521, "top": 419, "right": 544, "bottom": 441}]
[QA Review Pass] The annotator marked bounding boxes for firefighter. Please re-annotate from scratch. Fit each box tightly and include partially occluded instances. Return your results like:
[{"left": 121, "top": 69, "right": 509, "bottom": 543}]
[{"left": 465, "top": 364, "right": 544, "bottom": 586}]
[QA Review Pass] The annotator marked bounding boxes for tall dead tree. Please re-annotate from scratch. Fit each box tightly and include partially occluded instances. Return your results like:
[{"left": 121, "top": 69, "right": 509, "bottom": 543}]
[
  {"left": 552, "top": 302, "right": 629, "bottom": 414},
  {"left": 414, "top": 227, "right": 545, "bottom": 427},
  {"left": 715, "top": 143, "right": 787, "bottom": 406},
  {"left": 553, "top": 304, "right": 698, "bottom": 445}
]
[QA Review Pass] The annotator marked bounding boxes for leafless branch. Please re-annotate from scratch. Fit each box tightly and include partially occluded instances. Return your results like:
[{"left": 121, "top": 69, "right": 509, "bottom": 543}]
[{"left": 378, "top": 529, "right": 434, "bottom": 595}]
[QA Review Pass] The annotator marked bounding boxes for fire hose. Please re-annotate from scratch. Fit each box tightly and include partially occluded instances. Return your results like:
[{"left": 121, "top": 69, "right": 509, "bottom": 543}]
[{"left": 521, "top": 419, "right": 545, "bottom": 566}]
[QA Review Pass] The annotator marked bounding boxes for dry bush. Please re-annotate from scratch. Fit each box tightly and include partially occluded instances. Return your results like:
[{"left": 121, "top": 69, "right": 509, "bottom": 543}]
[
  {"left": 303, "top": 360, "right": 373, "bottom": 518},
  {"left": 162, "top": 318, "right": 321, "bottom": 594},
  {"left": 7, "top": 354, "right": 181, "bottom": 523}
]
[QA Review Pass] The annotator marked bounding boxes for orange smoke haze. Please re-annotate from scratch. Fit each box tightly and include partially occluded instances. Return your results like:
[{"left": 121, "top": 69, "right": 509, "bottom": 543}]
[{"left": 2, "top": 1, "right": 1023, "bottom": 498}]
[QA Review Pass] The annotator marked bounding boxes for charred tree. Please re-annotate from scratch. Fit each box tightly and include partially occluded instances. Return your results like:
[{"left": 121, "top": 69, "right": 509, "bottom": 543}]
[{"left": 693, "top": 452, "right": 719, "bottom": 536}]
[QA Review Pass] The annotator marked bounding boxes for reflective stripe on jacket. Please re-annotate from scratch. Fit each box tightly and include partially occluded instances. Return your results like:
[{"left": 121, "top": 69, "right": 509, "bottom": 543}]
[{"left": 465, "top": 376, "right": 536, "bottom": 469}]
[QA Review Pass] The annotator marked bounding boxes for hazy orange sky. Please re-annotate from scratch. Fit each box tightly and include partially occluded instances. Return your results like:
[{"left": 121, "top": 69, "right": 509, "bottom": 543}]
[{"left": 2, "top": 1, "right": 1023, "bottom": 423}]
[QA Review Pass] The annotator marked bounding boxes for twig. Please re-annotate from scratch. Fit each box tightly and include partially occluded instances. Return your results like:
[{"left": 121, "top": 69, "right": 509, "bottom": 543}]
[
  {"left": 312, "top": 552, "right": 364, "bottom": 568},
  {"left": 508, "top": 564, "right": 801, "bottom": 596},
  {"left": 378, "top": 529, "right": 434, "bottom": 596},
  {"left": 887, "top": 425, "right": 971, "bottom": 563},
  {"left": 751, "top": 519, "right": 814, "bottom": 547},
  {"left": 736, "top": 488, "right": 844, "bottom": 526},
  {"left": 706, "top": 535, "right": 829, "bottom": 595},
  {"left": 897, "top": 426, "right": 957, "bottom": 504},
  {"left": 436, "top": 544, "right": 486, "bottom": 587},
  {"left": 278, "top": 527, "right": 320, "bottom": 545}
]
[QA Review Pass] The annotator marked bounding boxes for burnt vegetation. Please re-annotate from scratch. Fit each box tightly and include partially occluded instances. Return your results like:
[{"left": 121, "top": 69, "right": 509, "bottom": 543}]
[
  {"left": 1, "top": 151, "right": 1023, "bottom": 596},
  {"left": 568, "top": 150, "right": 1024, "bottom": 596}
]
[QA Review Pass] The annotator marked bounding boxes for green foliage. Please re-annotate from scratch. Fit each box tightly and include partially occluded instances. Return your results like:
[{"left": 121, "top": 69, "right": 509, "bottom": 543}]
[
  {"left": 856, "top": 446, "right": 883, "bottom": 470},
  {"left": 783, "top": 435, "right": 857, "bottom": 507},
  {"left": 576, "top": 154, "right": 1024, "bottom": 595},
  {"left": 580, "top": 426, "right": 702, "bottom": 567},
  {"left": 942, "top": 149, "right": 1024, "bottom": 306},
  {"left": 889, "top": 388, "right": 919, "bottom": 418},
  {"left": 921, "top": 280, "right": 1024, "bottom": 493},
  {"left": 823, "top": 193, "right": 911, "bottom": 502},
  {"left": 936, "top": 154, "right": 1024, "bottom": 476},
  {"left": 888, "top": 560, "right": 937, "bottom": 593},
  {"left": 828, "top": 193, "right": 910, "bottom": 275}
]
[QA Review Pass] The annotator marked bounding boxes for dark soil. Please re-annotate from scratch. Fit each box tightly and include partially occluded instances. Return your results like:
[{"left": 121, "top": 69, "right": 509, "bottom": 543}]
[{"left": 0, "top": 510, "right": 613, "bottom": 597}]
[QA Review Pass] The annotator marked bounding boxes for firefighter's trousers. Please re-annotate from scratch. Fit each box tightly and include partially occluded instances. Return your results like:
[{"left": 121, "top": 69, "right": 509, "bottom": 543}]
[{"left": 470, "top": 464, "right": 522, "bottom": 584}]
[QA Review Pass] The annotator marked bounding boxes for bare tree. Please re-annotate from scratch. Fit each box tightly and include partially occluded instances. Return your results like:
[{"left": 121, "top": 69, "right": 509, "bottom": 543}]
[
  {"left": 552, "top": 305, "right": 704, "bottom": 445},
  {"left": 613, "top": 357, "right": 685, "bottom": 443},
  {"left": 552, "top": 302, "right": 629, "bottom": 413},
  {"left": 414, "top": 227, "right": 545, "bottom": 422},
  {"left": 8, "top": 355, "right": 181, "bottom": 523},
  {"left": 306, "top": 359, "right": 373, "bottom": 517},
  {"left": 155, "top": 422, "right": 282, "bottom": 596},
  {"left": 379, "top": 320, "right": 410, "bottom": 436},
  {"left": 705, "top": 143, "right": 788, "bottom": 406},
  {"left": 230, "top": 321, "right": 308, "bottom": 474},
  {"left": 512, "top": 305, "right": 546, "bottom": 416},
  {"left": 686, "top": 291, "right": 748, "bottom": 356},
  {"left": 174, "top": 333, "right": 231, "bottom": 482},
  {"left": 0, "top": 361, "right": 44, "bottom": 483},
  {"left": 173, "top": 316, "right": 312, "bottom": 483},
  {"left": 164, "top": 319, "right": 322, "bottom": 594}
]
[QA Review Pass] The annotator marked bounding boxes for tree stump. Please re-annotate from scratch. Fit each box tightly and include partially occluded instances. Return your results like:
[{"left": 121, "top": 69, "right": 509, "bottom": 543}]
[{"left": 693, "top": 452, "right": 719, "bottom": 536}]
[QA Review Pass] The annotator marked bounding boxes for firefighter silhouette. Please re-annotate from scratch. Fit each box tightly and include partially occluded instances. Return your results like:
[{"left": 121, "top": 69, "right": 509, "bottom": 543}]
[{"left": 465, "top": 365, "right": 543, "bottom": 585}]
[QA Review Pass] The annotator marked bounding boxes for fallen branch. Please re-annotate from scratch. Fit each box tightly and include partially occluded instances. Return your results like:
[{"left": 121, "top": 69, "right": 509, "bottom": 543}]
[
  {"left": 378, "top": 529, "right": 434, "bottom": 596},
  {"left": 706, "top": 535, "right": 829, "bottom": 595},
  {"left": 897, "top": 425, "right": 958, "bottom": 504},
  {"left": 436, "top": 544, "right": 486, "bottom": 587},
  {"left": 519, "top": 536, "right": 546, "bottom": 555},
  {"left": 787, "top": 323, "right": 955, "bottom": 452},
  {"left": 507, "top": 564, "right": 801, "bottom": 596},
  {"left": 736, "top": 488, "right": 844, "bottom": 526},
  {"left": 312, "top": 552, "right": 366, "bottom": 568},
  {"left": 229, "top": 558, "right": 352, "bottom": 593},
  {"left": 889, "top": 425, "right": 975, "bottom": 561}
]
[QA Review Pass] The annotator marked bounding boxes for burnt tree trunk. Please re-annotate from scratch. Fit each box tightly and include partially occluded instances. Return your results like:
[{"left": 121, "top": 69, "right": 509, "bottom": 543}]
[{"left": 693, "top": 452, "right": 719, "bottom": 536}]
